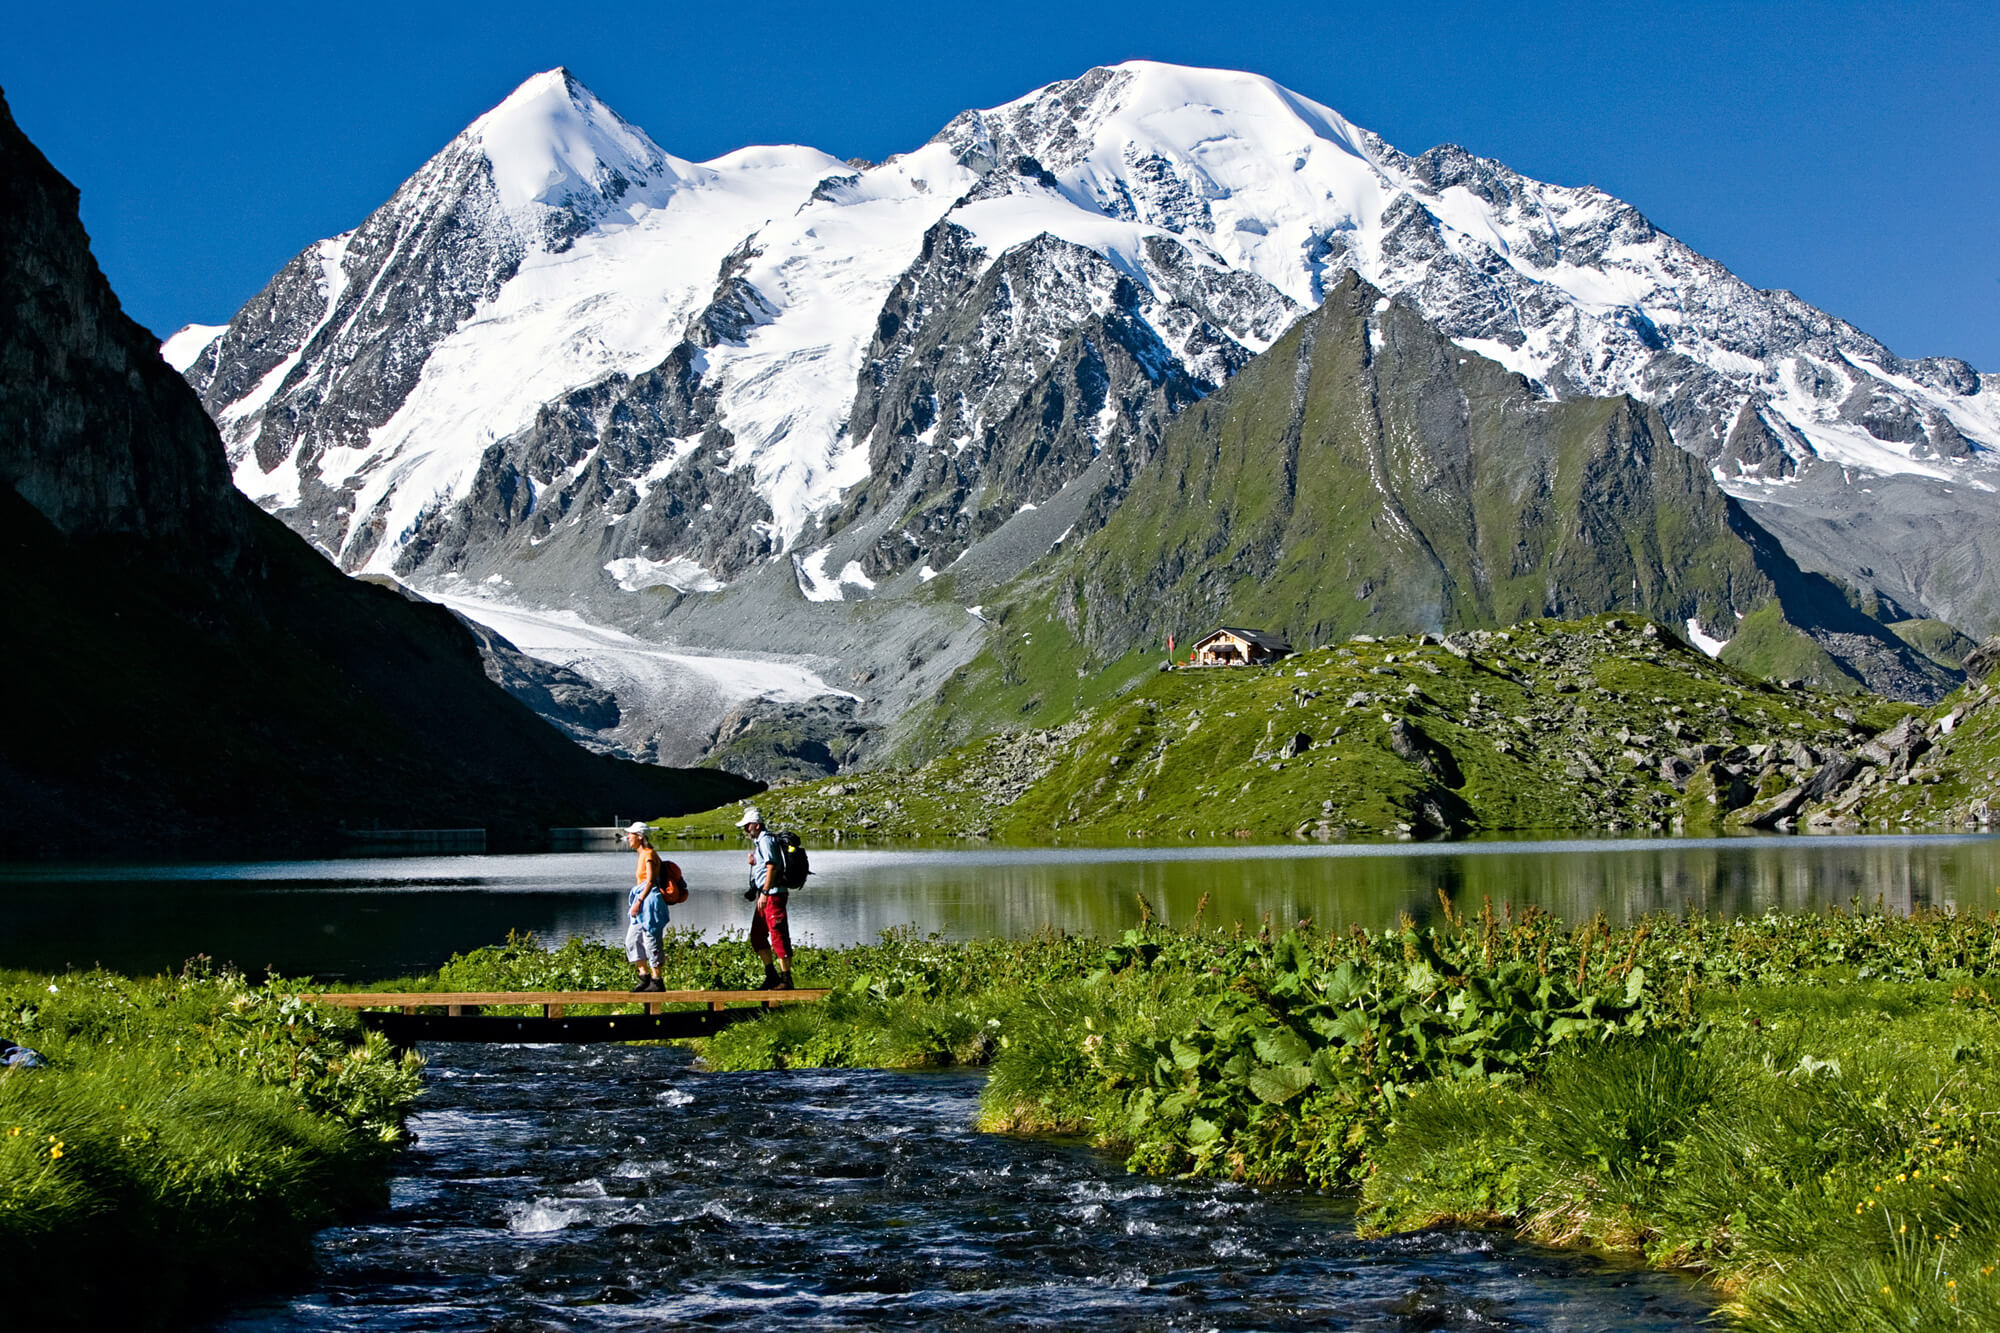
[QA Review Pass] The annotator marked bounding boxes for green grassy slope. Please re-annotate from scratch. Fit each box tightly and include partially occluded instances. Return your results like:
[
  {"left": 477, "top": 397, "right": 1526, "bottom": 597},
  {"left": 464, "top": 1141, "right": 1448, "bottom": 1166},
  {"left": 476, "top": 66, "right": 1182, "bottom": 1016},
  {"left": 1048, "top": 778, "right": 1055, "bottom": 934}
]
[
  {"left": 662, "top": 616, "right": 1910, "bottom": 844},
  {"left": 884, "top": 275, "right": 1953, "bottom": 766}
]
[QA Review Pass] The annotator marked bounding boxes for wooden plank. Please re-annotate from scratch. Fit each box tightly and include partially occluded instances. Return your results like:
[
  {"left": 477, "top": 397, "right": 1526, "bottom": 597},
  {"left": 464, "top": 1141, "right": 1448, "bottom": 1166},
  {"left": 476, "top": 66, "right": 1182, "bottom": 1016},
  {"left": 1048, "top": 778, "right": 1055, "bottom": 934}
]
[
  {"left": 359, "top": 1007, "right": 765, "bottom": 1045},
  {"left": 299, "top": 989, "right": 828, "bottom": 1008}
]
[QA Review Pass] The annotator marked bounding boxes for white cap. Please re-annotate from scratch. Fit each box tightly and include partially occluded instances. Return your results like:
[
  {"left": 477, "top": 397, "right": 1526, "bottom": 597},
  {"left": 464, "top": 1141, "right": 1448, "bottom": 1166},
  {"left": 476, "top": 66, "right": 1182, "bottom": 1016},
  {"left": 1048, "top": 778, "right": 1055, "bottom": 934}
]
[
  {"left": 735, "top": 806, "right": 764, "bottom": 827},
  {"left": 624, "top": 822, "right": 650, "bottom": 835}
]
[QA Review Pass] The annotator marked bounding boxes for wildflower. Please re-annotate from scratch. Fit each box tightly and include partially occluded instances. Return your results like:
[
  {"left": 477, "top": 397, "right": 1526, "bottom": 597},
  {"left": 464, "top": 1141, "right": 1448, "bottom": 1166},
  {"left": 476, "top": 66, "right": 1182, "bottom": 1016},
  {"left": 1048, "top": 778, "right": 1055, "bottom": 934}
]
[{"left": 48, "top": 1142, "right": 63, "bottom": 1159}]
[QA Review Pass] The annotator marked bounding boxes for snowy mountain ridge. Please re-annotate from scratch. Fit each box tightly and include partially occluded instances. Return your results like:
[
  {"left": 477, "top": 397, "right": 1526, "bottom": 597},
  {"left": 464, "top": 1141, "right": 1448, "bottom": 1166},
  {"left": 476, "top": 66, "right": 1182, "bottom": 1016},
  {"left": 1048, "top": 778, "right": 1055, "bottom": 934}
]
[{"left": 176, "top": 61, "right": 1997, "bottom": 641}]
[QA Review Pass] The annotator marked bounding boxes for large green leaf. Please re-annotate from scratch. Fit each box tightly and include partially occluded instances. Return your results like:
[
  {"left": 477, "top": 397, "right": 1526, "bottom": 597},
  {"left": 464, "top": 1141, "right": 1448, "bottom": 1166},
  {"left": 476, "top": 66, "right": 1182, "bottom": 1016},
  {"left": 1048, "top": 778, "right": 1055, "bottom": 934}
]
[
  {"left": 1253, "top": 1025, "right": 1312, "bottom": 1066},
  {"left": 1247, "top": 1062, "right": 1314, "bottom": 1105},
  {"left": 1322, "top": 962, "right": 1367, "bottom": 1006},
  {"left": 1329, "top": 1009, "right": 1372, "bottom": 1045}
]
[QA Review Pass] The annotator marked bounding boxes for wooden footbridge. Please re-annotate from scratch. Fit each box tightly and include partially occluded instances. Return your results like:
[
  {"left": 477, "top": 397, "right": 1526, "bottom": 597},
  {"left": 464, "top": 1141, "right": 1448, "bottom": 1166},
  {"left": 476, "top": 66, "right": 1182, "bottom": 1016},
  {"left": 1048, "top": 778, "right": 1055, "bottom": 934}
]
[{"left": 302, "top": 989, "right": 829, "bottom": 1044}]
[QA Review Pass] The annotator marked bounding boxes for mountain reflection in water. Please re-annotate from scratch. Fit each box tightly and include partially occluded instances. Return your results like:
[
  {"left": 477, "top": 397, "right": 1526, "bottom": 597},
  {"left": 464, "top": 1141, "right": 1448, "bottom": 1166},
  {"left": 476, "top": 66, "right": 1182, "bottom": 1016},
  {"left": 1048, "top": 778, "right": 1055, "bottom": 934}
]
[
  {"left": 6, "top": 835, "right": 1998, "bottom": 981},
  {"left": 215, "top": 1043, "right": 1716, "bottom": 1331}
]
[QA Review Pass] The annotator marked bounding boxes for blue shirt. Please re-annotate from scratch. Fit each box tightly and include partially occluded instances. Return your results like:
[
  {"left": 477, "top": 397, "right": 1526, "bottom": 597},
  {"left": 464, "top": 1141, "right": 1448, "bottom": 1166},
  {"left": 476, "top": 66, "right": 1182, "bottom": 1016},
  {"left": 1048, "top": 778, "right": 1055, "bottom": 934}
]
[
  {"left": 629, "top": 880, "right": 668, "bottom": 932},
  {"left": 748, "top": 831, "right": 785, "bottom": 896}
]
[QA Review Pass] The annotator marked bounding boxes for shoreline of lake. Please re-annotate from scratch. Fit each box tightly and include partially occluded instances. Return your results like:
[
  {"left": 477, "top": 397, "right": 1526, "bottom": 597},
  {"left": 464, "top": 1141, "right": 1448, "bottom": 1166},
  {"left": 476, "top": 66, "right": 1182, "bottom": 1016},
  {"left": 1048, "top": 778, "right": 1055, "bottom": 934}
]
[{"left": 5, "top": 833, "right": 1998, "bottom": 982}]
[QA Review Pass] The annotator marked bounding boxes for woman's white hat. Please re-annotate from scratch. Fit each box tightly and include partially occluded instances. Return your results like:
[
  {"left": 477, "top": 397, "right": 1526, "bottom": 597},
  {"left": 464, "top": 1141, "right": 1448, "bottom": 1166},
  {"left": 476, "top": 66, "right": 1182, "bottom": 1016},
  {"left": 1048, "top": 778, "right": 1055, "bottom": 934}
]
[{"left": 735, "top": 806, "right": 764, "bottom": 827}]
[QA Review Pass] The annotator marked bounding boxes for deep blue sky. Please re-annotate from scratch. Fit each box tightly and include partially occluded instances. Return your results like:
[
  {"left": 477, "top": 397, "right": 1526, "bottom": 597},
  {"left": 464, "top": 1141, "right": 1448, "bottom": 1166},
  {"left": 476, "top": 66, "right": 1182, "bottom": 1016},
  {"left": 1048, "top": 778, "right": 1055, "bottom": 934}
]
[{"left": 9, "top": 1, "right": 1996, "bottom": 368}]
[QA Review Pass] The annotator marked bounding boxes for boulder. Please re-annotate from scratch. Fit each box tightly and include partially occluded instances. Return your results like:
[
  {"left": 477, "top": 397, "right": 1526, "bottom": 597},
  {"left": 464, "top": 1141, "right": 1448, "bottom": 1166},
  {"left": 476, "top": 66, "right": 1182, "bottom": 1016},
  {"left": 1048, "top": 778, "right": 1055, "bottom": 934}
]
[
  {"left": 1965, "top": 638, "right": 2000, "bottom": 684},
  {"left": 1386, "top": 717, "right": 1463, "bottom": 786},
  {"left": 1739, "top": 784, "right": 1810, "bottom": 829},
  {"left": 1859, "top": 716, "right": 1930, "bottom": 771},
  {"left": 1800, "top": 753, "right": 1863, "bottom": 803}
]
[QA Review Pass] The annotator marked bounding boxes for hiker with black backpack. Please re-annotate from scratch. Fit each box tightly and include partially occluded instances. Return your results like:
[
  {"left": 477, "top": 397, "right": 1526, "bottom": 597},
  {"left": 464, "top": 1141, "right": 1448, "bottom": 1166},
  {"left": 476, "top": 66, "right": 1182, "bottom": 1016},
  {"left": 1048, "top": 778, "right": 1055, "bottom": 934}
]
[{"left": 735, "top": 806, "right": 796, "bottom": 990}]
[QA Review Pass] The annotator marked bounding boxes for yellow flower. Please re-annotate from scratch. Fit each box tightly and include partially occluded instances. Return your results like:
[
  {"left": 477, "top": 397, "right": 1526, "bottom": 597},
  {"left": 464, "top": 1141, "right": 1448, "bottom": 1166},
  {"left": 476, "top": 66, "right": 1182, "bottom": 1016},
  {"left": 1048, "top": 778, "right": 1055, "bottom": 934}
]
[{"left": 48, "top": 1143, "right": 63, "bottom": 1160}]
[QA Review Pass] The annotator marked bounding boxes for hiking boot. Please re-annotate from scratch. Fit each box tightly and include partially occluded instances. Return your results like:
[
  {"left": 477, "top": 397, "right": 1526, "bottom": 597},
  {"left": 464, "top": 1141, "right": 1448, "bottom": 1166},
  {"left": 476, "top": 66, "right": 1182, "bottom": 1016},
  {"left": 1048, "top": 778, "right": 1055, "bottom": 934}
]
[
  {"left": 773, "top": 973, "right": 794, "bottom": 991},
  {"left": 635, "top": 977, "right": 662, "bottom": 993},
  {"left": 757, "top": 964, "right": 780, "bottom": 990}
]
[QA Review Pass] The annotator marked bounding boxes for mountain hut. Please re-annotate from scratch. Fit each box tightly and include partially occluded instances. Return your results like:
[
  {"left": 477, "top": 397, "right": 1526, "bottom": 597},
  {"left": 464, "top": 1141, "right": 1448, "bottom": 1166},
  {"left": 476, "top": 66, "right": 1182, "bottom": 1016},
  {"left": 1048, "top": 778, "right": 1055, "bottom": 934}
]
[{"left": 1189, "top": 627, "right": 1293, "bottom": 667}]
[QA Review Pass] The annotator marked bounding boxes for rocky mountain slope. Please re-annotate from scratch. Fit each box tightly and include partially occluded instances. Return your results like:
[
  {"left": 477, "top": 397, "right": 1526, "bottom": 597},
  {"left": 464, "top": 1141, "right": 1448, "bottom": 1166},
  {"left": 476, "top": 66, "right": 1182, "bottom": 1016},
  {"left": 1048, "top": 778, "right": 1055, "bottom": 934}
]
[
  {"left": 176, "top": 63, "right": 1995, "bottom": 640},
  {"left": 1789, "top": 639, "right": 2000, "bottom": 833},
  {"left": 0, "top": 90, "right": 754, "bottom": 857},
  {"left": 894, "top": 272, "right": 1958, "bottom": 766},
  {"left": 653, "top": 615, "right": 1917, "bottom": 844}
]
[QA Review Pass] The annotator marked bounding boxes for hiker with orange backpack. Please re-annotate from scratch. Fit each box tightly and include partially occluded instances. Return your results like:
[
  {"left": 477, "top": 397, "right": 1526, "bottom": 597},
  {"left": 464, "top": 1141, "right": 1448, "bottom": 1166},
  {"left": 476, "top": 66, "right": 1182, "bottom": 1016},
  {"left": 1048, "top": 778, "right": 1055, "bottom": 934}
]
[{"left": 623, "top": 822, "right": 686, "bottom": 993}]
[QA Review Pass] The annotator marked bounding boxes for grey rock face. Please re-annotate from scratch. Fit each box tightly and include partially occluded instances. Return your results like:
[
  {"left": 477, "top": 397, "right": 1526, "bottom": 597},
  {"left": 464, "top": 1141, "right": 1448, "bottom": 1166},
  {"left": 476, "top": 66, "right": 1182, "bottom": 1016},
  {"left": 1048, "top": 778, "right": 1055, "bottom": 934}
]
[
  {"left": 456, "top": 614, "right": 622, "bottom": 744},
  {"left": 702, "top": 696, "right": 873, "bottom": 785},
  {"left": 836, "top": 222, "right": 1274, "bottom": 580}
]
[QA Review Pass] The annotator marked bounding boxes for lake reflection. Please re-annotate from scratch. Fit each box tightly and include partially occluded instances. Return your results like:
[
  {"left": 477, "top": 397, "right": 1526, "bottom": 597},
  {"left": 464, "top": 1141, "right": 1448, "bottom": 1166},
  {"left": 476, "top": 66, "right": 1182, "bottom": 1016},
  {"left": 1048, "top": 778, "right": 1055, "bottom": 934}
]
[{"left": 4, "top": 834, "right": 1998, "bottom": 980}]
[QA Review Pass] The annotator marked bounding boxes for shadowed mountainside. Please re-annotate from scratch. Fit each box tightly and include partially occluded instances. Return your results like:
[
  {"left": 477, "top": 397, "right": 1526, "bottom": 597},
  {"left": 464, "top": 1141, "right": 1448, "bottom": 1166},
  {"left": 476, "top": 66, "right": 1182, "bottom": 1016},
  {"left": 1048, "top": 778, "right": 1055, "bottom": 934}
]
[{"left": 0, "top": 89, "right": 755, "bottom": 857}]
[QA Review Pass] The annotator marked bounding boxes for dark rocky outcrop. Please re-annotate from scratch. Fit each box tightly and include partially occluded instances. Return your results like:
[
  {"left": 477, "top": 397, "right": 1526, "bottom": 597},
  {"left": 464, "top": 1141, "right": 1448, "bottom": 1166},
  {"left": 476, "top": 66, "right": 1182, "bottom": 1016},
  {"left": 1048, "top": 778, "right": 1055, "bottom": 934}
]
[{"left": 0, "top": 90, "right": 754, "bottom": 857}]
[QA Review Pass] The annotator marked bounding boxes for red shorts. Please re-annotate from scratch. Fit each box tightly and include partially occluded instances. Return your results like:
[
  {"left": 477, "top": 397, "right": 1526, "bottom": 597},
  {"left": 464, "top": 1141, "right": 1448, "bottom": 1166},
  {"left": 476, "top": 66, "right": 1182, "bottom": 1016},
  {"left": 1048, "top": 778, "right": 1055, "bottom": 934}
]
[{"left": 750, "top": 892, "right": 792, "bottom": 961}]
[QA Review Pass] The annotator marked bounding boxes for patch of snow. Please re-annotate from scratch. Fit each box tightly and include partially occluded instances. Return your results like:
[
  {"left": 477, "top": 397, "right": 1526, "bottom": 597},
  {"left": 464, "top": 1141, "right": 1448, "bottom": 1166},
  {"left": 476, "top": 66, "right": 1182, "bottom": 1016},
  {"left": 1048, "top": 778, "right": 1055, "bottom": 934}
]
[
  {"left": 794, "top": 547, "right": 839, "bottom": 601},
  {"left": 603, "top": 555, "right": 723, "bottom": 593},
  {"left": 1685, "top": 617, "right": 1730, "bottom": 658},
  {"left": 1450, "top": 336, "right": 1547, "bottom": 387},
  {"left": 918, "top": 565, "right": 939, "bottom": 581},
  {"left": 159, "top": 323, "right": 225, "bottom": 372}
]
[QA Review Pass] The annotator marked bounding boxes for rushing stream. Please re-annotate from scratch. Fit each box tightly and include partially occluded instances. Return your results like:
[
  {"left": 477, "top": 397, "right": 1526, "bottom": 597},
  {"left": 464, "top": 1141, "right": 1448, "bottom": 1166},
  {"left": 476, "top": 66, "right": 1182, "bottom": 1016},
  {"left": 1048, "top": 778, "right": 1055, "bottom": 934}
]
[{"left": 213, "top": 1043, "right": 1716, "bottom": 1331}]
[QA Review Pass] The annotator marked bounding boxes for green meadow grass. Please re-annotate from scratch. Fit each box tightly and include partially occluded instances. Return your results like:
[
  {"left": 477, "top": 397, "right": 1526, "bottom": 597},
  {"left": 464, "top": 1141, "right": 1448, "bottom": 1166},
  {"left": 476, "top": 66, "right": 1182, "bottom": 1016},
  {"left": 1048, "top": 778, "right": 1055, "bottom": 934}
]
[{"left": 0, "top": 964, "right": 423, "bottom": 1331}]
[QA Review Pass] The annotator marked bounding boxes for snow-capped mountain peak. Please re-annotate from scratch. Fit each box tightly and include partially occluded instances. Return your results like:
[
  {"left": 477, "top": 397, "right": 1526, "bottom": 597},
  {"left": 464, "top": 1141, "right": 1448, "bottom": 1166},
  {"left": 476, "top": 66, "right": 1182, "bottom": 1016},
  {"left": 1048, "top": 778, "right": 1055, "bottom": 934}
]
[
  {"left": 470, "top": 67, "right": 685, "bottom": 215},
  {"left": 178, "top": 61, "right": 2000, "bottom": 640}
]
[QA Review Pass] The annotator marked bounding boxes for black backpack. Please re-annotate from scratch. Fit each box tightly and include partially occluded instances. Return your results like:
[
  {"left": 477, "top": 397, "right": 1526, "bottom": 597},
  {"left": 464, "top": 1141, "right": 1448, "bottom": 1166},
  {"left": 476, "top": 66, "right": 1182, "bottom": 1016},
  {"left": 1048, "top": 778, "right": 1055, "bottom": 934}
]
[{"left": 771, "top": 829, "right": 811, "bottom": 889}]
